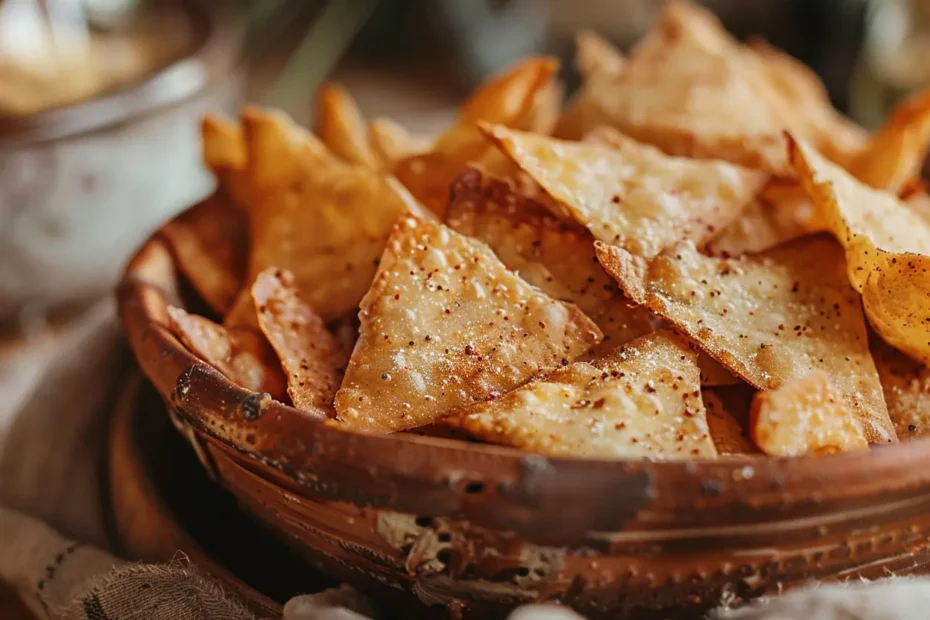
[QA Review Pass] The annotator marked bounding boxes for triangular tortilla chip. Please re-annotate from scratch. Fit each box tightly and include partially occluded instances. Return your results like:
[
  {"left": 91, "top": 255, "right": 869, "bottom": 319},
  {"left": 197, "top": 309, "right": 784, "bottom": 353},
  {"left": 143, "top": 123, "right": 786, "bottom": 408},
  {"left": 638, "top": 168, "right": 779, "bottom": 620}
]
[
  {"left": 241, "top": 107, "right": 422, "bottom": 322},
  {"left": 482, "top": 124, "right": 766, "bottom": 258},
  {"left": 703, "top": 388, "right": 759, "bottom": 455},
  {"left": 252, "top": 268, "right": 347, "bottom": 415},
  {"left": 445, "top": 168, "right": 654, "bottom": 356},
  {"left": 575, "top": 30, "right": 625, "bottom": 80},
  {"left": 201, "top": 115, "right": 250, "bottom": 211},
  {"left": 553, "top": 2, "right": 793, "bottom": 174},
  {"left": 750, "top": 371, "right": 869, "bottom": 456},
  {"left": 704, "top": 183, "right": 816, "bottom": 257},
  {"left": 314, "top": 83, "right": 379, "bottom": 169},
  {"left": 159, "top": 191, "right": 247, "bottom": 316},
  {"left": 166, "top": 305, "right": 286, "bottom": 400},
  {"left": 745, "top": 38, "right": 868, "bottom": 166},
  {"left": 392, "top": 57, "right": 559, "bottom": 215},
  {"left": 789, "top": 134, "right": 930, "bottom": 364},
  {"left": 442, "top": 331, "right": 718, "bottom": 460},
  {"left": 333, "top": 214, "right": 602, "bottom": 434},
  {"left": 596, "top": 235, "right": 896, "bottom": 444},
  {"left": 368, "top": 117, "right": 431, "bottom": 170},
  {"left": 846, "top": 87, "right": 930, "bottom": 193}
]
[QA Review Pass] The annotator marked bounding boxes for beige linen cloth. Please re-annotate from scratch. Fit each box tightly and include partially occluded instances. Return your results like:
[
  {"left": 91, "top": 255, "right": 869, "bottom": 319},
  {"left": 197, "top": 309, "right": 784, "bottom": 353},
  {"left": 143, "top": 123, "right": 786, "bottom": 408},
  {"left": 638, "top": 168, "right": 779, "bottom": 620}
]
[{"left": 1, "top": 302, "right": 929, "bottom": 620}]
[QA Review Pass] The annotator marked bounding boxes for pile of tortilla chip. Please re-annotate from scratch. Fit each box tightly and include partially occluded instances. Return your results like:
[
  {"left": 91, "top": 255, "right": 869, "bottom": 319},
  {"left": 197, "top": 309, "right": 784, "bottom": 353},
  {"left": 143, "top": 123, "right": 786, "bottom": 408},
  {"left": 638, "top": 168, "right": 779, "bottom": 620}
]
[{"left": 162, "top": 0, "right": 930, "bottom": 461}]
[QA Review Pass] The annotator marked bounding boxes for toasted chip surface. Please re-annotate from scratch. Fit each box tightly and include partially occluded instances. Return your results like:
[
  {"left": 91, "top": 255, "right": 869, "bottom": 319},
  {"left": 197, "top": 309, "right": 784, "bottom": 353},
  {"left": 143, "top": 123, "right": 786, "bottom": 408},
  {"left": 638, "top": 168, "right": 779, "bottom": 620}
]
[
  {"left": 554, "top": 2, "right": 792, "bottom": 173},
  {"left": 159, "top": 191, "right": 247, "bottom": 316},
  {"left": 483, "top": 124, "right": 766, "bottom": 258},
  {"left": 242, "top": 107, "right": 419, "bottom": 321},
  {"left": 751, "top": 371, "right": 869, "bottom": 456},
  {"left": 703, "top": 389, "right": 758, "bottom": 455},
  {"left": 704, "top": 184, "right": 815, "bottom": 257},
  {"left": 314, "top": 83, "right": 379, "bottom": 169},
  {"left": 167, "top": 305, "right": 286, "bottom": 399},
  {"left": 201, "top": 115, "right": 250, "bottom": 210},
  {"left": 446, "top": 169, "right": 654, "bottom": 356},
  {"left": 596, "top": 235, "right": 896, "bottom": 444},
  {"left": 333, "top": 214, "right": 602, "bottom": 434},
  {"left": 393, "top": 57, "right": 558, "bottom": 215},
  {"left": 846, "top": 87, "right": 930, "bottom": 192},
  {"left": 443, "top": 331, "right": 717, "bottom": 459},
  {"left": 872, "top": 336, "right": 930, "bottom": 440},
  {"left": 252, "top": 268, "right": 347, "bottom": 414}
]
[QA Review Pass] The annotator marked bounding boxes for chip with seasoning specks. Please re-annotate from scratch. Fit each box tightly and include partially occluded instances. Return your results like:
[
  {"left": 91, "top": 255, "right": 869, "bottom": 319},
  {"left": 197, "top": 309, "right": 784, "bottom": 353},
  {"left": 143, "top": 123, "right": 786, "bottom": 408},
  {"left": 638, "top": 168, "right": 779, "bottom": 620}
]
[
  {"left": 789, "top": 134, "right": 930, "bottom": 363},
  {"left": 751, "top": 371, "right": 869, "bottom": 456},
  {"left": 596, "top": 235, "right": 896, "bottom": 445},
  {"left": 332, "top": 213, "right": 602, "bottom": 434},
  {"left": 441, "top": 331, "right": 718, "bottom": 460},
  {"left": 241, "top": 107, "right": 425, "bottom": 322},
  {"left": 872, "top": 336, "right": 930, "bottom": 441},
  {"left": 445, "top": 168, "right": 654, "bottom": 357},
  {"left": 252, "top": 268, "right": 347, "bottom": 415},
  {"left": 481, "top": 124, "right": 766, "bottom": 259},
  {"left": 703, "top": 388, "right": 759, "bottom": 456},
  {"left": 166, "top": 305, "right": 287, "bottom": 401}
]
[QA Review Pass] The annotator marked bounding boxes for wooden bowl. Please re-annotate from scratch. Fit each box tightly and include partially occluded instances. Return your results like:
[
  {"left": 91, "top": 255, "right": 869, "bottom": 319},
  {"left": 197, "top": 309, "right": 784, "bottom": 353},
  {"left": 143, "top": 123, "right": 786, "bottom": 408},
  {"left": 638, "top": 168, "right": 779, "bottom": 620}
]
[{"left": 117, "top": 199, "right": 930, "bottom": 619}]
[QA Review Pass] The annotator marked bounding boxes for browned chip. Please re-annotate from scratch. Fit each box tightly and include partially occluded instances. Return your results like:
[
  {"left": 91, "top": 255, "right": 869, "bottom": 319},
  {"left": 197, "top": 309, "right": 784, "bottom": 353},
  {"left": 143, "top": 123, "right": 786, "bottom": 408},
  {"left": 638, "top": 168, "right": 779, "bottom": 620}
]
[
  {"left": 703, "top": 389, "right": 759, "bottom": 455},
  {"left": 446, "top": 168, "right": 653, "bottom": 356},
  {"left": 872, "top": 335, "right": 930, "bottom": 441},
  {"left": 241, "top": 106, "right": 422, "bottom": 322},
  {"left": 443, "top": 331, "right": 717, "bottom": 460},
  {"left": 750, "top": 371, "right": 869, "bottom": 456},
  {"left": 159, "top": 191, "right": 247, "bottom": 315},
  {"left": 704, "top": 183, "right": 815, "bottom": 257},
  {"left": 201, "top": 114, "right": 250, "bottom": 210},
  {"left": 596, "top": 235, "right": 896, "bottom": 444},
  {"left": 332, "top": 214, "right": 602, "bottom": 434},
  {"left": 252, "top": 268, "right": 347, "bottom": 414},
  {"left": 575, "top": 30, "right": 626, "bottom": 79},
  {"left": 846, "top": 87, "right": 930, "bottom": 193},
  {"left": 553, "top": 2, "right": 793, "bottom": 174},
  {"left": 314, "top": 83, "right": 379, "bottom": 169},
  {"left": 167, "top": 305, "right": 286, "bottom": 399},
  {"left": 392, "top": 56, "right": 559, "bottom": 215},
  {"left": 368, "top": 117, "right": 431, "bottom": 170},
  {"left": 482, "top": 124, "right": 766, "bottom": 258},
  {"left": 745, "top": 38, "right": 868, "bottom": 166},
  {"left": 789, "top": 134, "right": 930, "bottom": 363}
]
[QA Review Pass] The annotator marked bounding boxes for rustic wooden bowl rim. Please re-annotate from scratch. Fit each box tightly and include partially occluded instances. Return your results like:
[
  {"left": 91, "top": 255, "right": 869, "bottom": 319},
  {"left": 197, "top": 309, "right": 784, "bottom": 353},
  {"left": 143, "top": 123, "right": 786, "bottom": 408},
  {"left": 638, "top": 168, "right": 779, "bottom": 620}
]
[{"left": 117, "top": 200, "right": 930, "bottom": 546}]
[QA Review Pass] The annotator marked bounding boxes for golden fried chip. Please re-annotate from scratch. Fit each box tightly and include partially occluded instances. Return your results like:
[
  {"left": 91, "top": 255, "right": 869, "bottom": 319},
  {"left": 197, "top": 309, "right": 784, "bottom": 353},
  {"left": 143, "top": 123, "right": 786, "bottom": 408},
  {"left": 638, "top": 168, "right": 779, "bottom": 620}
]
[
  {"left": 392, "top": 56, "right": 558, "bottom": 215},
  {"left": 446, "top": 168, "right": 654, "bottom": 356},
  {"left": 313, "top": 83, "right": 379, "bottom": 169},
  {"left": 252, "top": 268, "right": 347, "bottom": 414},
  {"left": 703, "top": 389, "right": 758, "bottom": 455},
  {"left": 596, "top": 235, "right": 896, "bottom": 444},
  {"left": 553, "top": 2, "right": 792, "bottom": 174},
  {"left": 750, "top": 371, "right": 869, "bottom": 456},
  {"left": 159, "top": 191, "right": 247, "bottom": 315},
  {"left": 872, "top": 335, "right": 930, "bottom": 440},
  {"left": 167, "top": 305, "right": 286, "bottom": 399},
  {"left": 443, "top": 331, "right": 717, "bottom": 460},
  {"left": 575, "top": 30, "right": 626, "bottom": 79},
  {"left": 333, "top": 214, "right": 602, "bottom": 434},
  {"left": 528, "top": 79, "right": 564, "bottom": 136},
  {"left": 368, "top": 117, "right": 431, "bottom": 170},
  {"left": 846, "top": 87, "right": 930, "bottom": 193},
  {"left": 241, "top": 107, "right": 422, "bottom": 322},
  {"left": 201, "top": 114, "right": 250, "bottom": 210},
  {"left": 482, "top": 124, "right": 766, "bottom": 258},
  {"left": 745, "top": 38, "right": 868, "bottom": 166},
  {"left": 704, "top": 183, "right": 815, "bottom": 257},
  {"left": 789, "top": 134, "right": 930, "bottom": 363}
]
